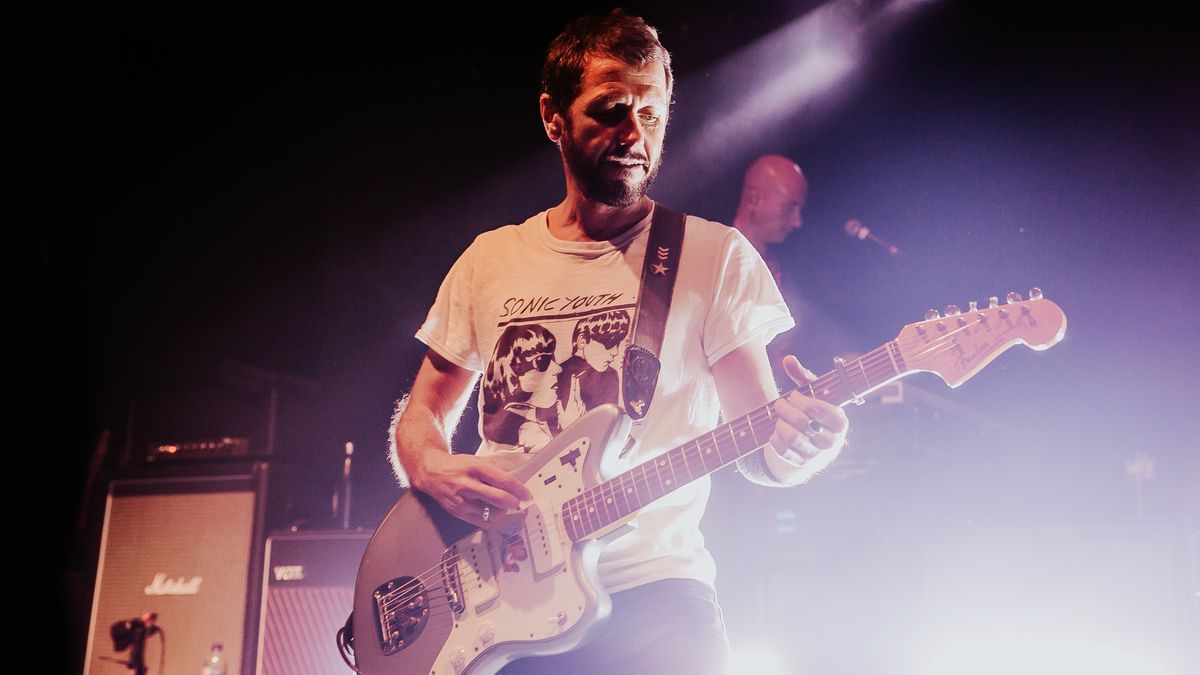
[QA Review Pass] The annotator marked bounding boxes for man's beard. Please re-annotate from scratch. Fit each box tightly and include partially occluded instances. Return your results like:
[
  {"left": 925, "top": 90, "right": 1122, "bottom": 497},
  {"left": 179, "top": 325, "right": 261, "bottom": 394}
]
[{"left": 561, "top": 129, "right": 660, "bottom": 207}]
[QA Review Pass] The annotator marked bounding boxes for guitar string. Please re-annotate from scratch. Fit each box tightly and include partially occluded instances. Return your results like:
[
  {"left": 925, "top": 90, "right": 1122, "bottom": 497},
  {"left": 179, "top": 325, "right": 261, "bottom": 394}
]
[
  {"left": 535, "top": 326, "right": 977, "bottom": 546},
  {"left": 894, "top": 313, "right": 1008, "bottom": 356},
  {"left": 377, "top": 410, "right": 780, "bottom": 610},
  {"left": 376, "top": 404, "right": 783, "bottom": 613},
  {"left": 379, "top": 348, "right": 909, "bottom": 610},
  {"left": 379, "top": 399, "right": 786, "bottom": 609},
  {"left": 378, "top": 317, "right": 994, "bottom": 611}
]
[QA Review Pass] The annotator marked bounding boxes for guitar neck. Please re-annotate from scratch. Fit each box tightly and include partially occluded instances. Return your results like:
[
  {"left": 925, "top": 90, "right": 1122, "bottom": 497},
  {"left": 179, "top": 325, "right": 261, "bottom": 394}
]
[{"left": 561, "top": 341, "right": 908, "bottom": 541}]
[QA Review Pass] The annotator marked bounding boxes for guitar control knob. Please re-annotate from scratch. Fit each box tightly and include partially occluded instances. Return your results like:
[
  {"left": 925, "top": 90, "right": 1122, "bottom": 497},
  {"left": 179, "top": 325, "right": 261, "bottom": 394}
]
[
  {"left": 988, "top": 296, "right": 1000, "bottom": 309},
  {"left": 925, "top": 309, "right": 941, "bottom": 320},
  {"left": 944, "top": 304, "right": 961, "bottom": 316},
  {"left": 1006, "top": 291, "right": 1022, "bottom": 304},
  {"left": 1029, "top": 287, "right": 1043, "bottom": 300},
  {"left": 450, "top": 646, "right": 467, "bottom": 672},
  {"left": 477, "top": 622, "right": 495, "bottom": 644}
]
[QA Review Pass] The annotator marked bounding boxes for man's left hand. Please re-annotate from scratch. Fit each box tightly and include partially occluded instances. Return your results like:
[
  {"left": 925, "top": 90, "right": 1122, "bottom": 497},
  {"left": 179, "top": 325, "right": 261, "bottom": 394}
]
[{"left": 769, "top": 355, "right": 849, "bottom": 463}]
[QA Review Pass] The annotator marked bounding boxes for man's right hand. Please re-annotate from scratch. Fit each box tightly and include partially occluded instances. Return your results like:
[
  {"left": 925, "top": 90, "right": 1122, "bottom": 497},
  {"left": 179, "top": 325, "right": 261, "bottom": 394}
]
[{"left": 410, "top": 452, "right": 533, "bottom": 529}]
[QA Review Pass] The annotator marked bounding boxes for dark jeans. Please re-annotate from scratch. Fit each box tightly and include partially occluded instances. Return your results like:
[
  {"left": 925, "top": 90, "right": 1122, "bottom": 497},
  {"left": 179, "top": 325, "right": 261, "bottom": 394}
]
[{"left": 497, "top": 578, "right": 731, "bottom": 675}]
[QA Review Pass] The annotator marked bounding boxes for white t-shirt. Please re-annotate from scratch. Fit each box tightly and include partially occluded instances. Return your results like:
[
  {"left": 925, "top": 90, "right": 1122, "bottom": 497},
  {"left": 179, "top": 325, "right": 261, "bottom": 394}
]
[{"left": 416, "top": 205, "right": 793, "bottom": 592}]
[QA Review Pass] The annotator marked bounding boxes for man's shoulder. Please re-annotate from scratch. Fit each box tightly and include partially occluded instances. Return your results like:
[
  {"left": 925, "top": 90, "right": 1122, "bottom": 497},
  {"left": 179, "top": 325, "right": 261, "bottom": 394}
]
[
  {"left": 669, "top": 209, "right": 743, "bottom": 252},
  {"left": 683, "top": 213, "right": 731, "bottom": 232},
  {"left": 469, "top": 212, "right": 543, "bottom": 248}
]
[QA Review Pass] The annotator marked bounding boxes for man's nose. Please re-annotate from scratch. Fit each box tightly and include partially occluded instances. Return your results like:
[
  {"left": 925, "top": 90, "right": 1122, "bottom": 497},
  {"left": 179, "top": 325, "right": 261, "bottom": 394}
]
[{"left": 616, "top": 111, "right": 644, "bottom": 147}]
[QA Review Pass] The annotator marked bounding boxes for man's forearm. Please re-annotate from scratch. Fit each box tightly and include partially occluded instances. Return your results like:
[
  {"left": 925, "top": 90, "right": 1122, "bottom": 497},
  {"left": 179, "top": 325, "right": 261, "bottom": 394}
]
[
  {"left": 388, "top": 350, "right": 479, "bottom": 488},
  {"left": 388, "top": 395, "right": 458, "bottom": 488},
  {"left": 386, "top": 359, "right": 530, "bottom": 526}
]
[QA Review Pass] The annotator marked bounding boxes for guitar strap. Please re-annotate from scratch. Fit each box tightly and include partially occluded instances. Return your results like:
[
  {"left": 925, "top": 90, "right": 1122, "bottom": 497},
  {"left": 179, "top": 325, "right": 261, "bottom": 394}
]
[{"left": 622, "top": 203, "right": 686, "bottom": 420}]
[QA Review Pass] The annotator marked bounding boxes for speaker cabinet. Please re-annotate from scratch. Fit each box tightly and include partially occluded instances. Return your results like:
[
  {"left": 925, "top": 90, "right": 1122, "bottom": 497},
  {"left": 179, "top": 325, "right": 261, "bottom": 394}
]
[
  {"left": 255, "top": 530, "right": 371, "bottom": 675},
  {"left": 84, "top": 462, "right": 268, "bottom": 675}
]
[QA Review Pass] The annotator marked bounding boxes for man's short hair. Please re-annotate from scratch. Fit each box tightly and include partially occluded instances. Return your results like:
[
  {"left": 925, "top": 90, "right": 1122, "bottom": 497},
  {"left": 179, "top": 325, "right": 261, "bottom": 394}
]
[
  {"left": 541, "top": 9, "right": 674, "bottom": 114},
  {"left": 572, "top": 309, "right": 631, "bottom": 351}
]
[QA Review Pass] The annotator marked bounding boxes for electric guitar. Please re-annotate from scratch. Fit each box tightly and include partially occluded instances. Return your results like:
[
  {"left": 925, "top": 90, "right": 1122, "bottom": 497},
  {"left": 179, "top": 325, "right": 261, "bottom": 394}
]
[{"left": 351, "top": 291, "right": 1067, "bottom": 674}]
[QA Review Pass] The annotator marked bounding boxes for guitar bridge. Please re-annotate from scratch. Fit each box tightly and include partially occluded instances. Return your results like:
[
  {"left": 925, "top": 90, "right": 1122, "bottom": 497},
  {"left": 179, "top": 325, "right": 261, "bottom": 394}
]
[
  {"left": 440, "top": 549, "right": 466, "bottom": 615},
  {"left": 371, "top": 576, "right": 429, "bottom": 656}
]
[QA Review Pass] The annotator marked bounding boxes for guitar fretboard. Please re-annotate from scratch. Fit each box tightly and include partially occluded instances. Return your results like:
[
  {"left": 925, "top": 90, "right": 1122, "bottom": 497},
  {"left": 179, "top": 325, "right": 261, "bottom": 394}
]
[{"left": 561, "top": 340, "right": 907, "bottom": 541}]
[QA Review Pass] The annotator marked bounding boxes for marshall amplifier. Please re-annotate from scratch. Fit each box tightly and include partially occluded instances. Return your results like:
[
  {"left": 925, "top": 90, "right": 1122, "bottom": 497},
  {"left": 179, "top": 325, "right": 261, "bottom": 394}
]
[
  {"left": 84, "top": 462, "right": 269, "bottom": 675},
  {"left": 255, "top": 530, "right": 371, "bottom": 675}
]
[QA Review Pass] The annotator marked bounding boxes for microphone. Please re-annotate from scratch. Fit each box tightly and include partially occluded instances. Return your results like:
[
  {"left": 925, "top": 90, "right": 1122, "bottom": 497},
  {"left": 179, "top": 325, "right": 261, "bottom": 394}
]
[
  {"left": 110, "top": 613, "right": 159, "bottom": 651},
  {"left": 844, "top": 219, "right": 901, "bottom": 257}
]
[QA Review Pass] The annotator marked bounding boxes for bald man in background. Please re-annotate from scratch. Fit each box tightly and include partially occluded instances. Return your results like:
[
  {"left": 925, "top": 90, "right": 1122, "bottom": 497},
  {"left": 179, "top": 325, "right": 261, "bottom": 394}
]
[
  {"left": 731, "top": 154, "right": 813, "bottom": 374},
  {"left": 732, "top": 153, "right": 864, "bottom": 393},
  {"left": 731, "top": 154, "right": 808, "bottom": 286}
]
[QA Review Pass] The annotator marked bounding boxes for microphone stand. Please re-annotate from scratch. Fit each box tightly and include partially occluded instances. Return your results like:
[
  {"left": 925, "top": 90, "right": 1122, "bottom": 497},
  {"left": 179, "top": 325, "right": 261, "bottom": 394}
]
[
  {"left": 129, "top": 627, "right": 148, "bottom": 675},
  {"left": 341, "top": 442, "right": 353, "bottom": 529}
]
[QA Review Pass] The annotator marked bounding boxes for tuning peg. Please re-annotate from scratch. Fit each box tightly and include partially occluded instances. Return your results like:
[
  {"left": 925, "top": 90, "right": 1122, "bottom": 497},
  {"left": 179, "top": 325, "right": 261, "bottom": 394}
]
[
  {"left": 925, "top": 309, "right": 941, "bottom": 320},
  {"left": 968, "top": 300, "right": 978, "bottom": 312},
  {"left": 1029, "top": 287, "right": 1043, "bottom": 300},
  {"left": 988, "top": 296, "right": 999, "bottom": 309},
  {"left": 1006, "top": 291, "right": 1023, "bottom": 305},
  {"left": 944, "top": 304, "right": 961, "bottom": 316}
]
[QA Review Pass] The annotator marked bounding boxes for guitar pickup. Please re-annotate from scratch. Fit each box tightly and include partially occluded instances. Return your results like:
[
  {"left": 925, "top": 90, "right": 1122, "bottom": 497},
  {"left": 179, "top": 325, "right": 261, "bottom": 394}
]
[
  {"left": 449, "top": 531, "right": 500, "bottom": 610},
  {"left": 524, "top": 502, "right": 566, "bottom": 575}
]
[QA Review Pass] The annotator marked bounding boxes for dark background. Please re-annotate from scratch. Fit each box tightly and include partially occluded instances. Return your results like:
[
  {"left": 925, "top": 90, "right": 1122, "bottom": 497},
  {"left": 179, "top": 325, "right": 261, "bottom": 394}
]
[{"left": 56, "top": 1, "right": 1198, "bottom": 673}]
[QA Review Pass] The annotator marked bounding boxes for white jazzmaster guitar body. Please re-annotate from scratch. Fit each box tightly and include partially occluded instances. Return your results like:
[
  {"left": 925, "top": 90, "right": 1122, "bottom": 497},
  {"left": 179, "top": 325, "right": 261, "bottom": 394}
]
[
  {"left": 351, "top": 291, "right": 1068, "bottom": 674},
  {"left": 352, "top": 404, "right": 633, "bottom": 675}
]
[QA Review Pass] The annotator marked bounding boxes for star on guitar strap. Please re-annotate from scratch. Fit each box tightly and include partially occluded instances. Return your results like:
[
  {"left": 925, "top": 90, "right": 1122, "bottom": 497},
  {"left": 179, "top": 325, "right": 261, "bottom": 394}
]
[{"left": 622, "top": 203, "right": 686, "bottom": 421}]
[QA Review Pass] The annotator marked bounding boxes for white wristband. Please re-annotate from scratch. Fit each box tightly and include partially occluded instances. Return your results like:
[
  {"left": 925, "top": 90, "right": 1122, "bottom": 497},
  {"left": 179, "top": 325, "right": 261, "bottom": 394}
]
[{"left": 763, "top": 441, "right": 807, "bottom": 479}]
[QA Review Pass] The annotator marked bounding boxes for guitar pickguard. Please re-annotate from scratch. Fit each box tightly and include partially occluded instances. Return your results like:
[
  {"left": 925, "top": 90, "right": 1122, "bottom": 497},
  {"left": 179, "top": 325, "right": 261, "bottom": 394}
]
[{"left": 424, "top": 434, "right": 606, "bottom": 674}]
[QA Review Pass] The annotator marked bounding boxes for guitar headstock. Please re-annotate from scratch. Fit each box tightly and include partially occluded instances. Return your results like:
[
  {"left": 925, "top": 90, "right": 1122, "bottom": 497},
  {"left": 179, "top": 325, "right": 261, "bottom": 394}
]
[{"left": 894, "top": 288, "right": 1067, "bottom": 388}]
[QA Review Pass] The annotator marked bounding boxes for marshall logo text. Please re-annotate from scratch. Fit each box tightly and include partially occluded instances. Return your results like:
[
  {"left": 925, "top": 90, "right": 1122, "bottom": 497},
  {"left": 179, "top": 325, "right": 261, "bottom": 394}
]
[{"left": 144, "top": 573, "right": 203, "bottom": 596}]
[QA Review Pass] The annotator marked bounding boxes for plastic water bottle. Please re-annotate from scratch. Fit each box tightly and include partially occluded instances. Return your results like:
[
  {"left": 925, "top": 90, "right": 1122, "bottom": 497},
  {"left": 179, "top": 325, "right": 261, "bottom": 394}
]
[{"left": 202, "top": 642, "right": 227, "bottom": 675}]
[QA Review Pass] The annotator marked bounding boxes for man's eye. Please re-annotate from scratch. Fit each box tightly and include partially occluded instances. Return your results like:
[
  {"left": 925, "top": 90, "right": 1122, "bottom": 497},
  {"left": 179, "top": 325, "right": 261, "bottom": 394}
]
[
  {"left": 639, "top": 113, "right": 661, "bottom": 126},
  {"left": 591, "top": 106, "right": 628, "bottom": 125}
]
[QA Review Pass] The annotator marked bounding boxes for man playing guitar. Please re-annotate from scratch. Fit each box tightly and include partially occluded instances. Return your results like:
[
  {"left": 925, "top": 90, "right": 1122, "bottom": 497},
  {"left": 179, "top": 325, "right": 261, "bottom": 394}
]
[{"left": 388, "top": 11, "right": 848, "bottom": 674}]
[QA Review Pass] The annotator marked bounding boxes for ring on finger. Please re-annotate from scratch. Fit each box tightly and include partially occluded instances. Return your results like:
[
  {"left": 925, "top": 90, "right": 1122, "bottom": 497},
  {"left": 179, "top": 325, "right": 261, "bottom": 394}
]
[
  {"left": 802, "top": 418, "right": 823, "bottom": 438},
  {"left": 482, "top": 505, "right": 491, "bottom": 523}
]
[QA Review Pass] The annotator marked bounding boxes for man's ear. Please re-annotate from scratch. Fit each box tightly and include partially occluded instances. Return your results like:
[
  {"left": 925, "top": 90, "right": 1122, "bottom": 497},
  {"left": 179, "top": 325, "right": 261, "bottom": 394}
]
[{"left": 540, "top": 93, "right": 564, "bottom": 143}]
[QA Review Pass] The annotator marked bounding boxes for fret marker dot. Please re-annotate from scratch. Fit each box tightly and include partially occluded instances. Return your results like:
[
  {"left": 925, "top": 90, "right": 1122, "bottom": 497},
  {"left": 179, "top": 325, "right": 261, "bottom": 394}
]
[
  {"left": 665, "top": 479, "right": 672, "bottom": 485},
  {"left": 626, "top": 488, "right": 633, "bottom": 493},
  {"left": 606, "top": 498, "right": 612, "bottom": 504},
  {"left": 705, "top": 448, "right": 712, "bottom": 454},
  {"left": 739, "top": 431, "right": 745, "bottom": 437}
]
